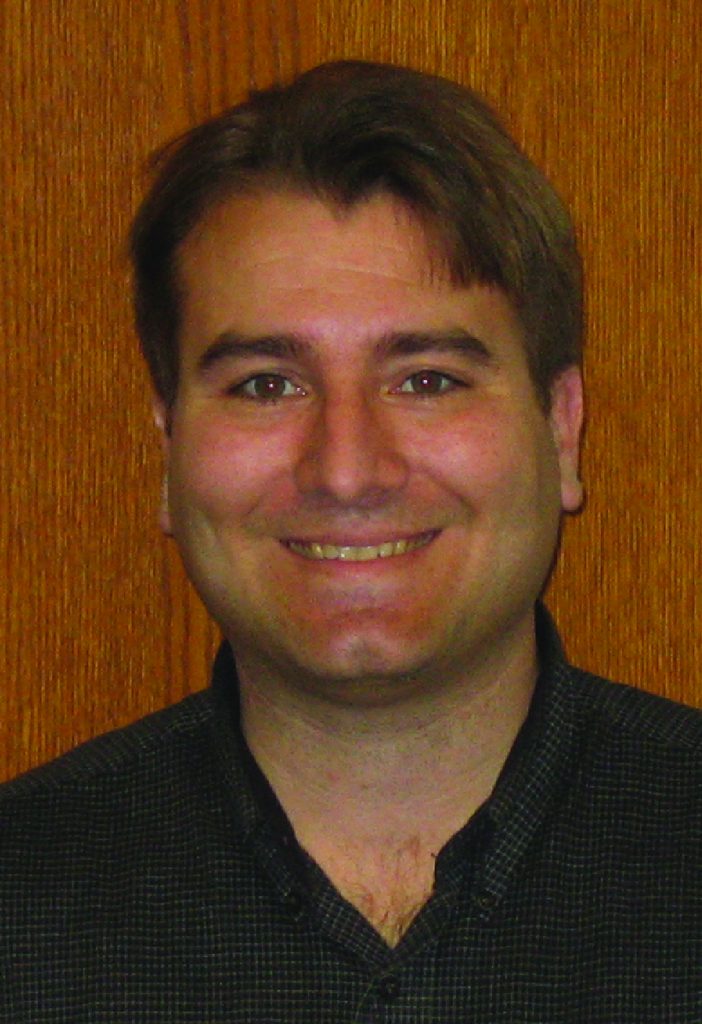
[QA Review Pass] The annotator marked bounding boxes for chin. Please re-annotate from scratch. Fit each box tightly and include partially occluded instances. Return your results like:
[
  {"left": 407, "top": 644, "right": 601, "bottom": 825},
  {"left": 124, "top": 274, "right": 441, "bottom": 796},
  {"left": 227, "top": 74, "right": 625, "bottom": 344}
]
[{"left": 268, "top": 627, "right": 442, "bottom": 701}]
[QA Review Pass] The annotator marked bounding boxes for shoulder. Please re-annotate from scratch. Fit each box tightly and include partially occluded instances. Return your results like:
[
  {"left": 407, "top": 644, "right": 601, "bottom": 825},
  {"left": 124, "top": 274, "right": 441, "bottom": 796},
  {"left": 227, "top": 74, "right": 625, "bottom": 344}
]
[
  {"left": 0, "top": 689, "right": 217, "bottom": 808},
  {"left": 560, "top": 667, "right": 702, "bottom": 828},
  {"left": 0, "top": 690, "right": 232, "bottom": 885},
  {"left": 536, "top": 602, "right": 701, "bottom": 760},
  {"left": 569, "top": 666, "right": 702, "bottom": 754}
]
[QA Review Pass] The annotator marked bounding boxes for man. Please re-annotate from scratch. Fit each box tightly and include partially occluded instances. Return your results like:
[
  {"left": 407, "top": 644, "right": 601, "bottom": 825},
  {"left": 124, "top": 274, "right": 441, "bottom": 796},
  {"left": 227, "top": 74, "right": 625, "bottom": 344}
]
[{"left": 1, "top": 61, "right": 699, "bottom": 1022}]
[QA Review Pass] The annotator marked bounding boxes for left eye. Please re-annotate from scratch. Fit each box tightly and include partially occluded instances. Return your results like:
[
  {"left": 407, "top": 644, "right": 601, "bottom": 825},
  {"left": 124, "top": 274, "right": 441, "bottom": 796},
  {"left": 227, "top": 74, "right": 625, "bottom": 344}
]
[
  {"left": 236, "top": 374, "right": 302, "bottom": 400},
  {"left": 396, "top": 371, "right": 460, "bottom": 396}
]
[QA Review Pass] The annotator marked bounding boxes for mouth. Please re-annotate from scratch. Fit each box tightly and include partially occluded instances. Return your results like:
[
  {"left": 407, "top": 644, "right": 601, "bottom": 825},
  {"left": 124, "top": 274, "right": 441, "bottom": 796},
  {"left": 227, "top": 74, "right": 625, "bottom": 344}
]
[{"left": 284, "top": 530, "right": 438, "bottom": 562}]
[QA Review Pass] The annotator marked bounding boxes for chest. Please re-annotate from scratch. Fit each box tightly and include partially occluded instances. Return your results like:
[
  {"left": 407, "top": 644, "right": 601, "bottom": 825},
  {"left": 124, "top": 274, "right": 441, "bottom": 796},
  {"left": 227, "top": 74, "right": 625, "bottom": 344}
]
[{"left": 303, "top": 834, "right": 438, "bottom": 946}]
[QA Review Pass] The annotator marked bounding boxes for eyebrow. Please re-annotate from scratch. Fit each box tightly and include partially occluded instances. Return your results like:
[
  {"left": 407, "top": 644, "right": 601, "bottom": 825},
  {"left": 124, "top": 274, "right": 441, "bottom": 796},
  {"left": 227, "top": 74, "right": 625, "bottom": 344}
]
[
  {"left": 196, "top": 327, "right": 494, "bottom": 374},
  {"left": 197, "top": 332, "right": 306, "bottom": 373},
  {"left": 376, "top": 329, "right": 493, "bottom": 364}
]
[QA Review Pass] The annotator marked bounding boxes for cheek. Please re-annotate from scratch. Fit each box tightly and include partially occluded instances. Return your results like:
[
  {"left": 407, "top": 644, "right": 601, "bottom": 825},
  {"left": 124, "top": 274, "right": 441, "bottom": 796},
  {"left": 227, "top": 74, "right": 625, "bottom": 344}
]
[
  {"left": 410, "top": 409, "right": 535, "bottom": 504},
  {"left": 422, "top": 409, "right": 560, "bottom": 523},
  {"left": 168, "top": 416, "right": 292, "bottom": 519}
]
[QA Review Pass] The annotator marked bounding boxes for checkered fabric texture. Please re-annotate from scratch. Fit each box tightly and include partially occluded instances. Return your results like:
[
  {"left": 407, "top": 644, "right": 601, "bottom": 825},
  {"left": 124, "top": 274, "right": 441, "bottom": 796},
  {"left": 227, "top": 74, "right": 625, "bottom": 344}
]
[{"left": 1, "top": 607, "right": 700, "bottom": 1022}]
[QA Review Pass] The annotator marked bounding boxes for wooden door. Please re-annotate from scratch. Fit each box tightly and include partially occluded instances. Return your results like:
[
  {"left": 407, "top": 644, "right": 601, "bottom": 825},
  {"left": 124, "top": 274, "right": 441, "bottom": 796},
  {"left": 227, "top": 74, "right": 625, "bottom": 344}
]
[{"left": 2, "top": 0, "right": 700, "bottom": 781}]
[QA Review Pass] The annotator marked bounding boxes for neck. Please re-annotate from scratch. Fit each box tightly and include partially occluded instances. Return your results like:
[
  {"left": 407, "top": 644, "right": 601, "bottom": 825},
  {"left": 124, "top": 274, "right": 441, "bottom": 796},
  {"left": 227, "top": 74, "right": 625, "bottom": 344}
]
[
  {"left": 237, "top": 627, "right": 538, "bottom": 849},
  {"left": 236, "top": 626, "right": 538, "bottom": 945}
]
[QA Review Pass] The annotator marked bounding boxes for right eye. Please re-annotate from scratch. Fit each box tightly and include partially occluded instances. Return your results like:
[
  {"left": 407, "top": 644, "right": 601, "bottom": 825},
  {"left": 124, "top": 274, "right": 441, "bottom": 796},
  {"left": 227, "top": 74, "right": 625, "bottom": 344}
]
[{"left": 232, "top": 374, "right": 304, "bottom": 402}]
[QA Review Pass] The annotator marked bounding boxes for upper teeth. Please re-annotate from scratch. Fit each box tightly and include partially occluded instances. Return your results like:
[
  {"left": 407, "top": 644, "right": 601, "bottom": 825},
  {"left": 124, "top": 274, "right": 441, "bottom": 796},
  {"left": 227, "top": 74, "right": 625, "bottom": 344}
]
[{"left": 287, "top": 534, "right": 433, "bottom": 562}]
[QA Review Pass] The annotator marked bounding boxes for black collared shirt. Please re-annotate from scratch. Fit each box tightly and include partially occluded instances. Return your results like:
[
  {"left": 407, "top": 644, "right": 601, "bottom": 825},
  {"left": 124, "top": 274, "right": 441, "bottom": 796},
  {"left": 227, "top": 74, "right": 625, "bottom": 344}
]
[{"left": 0, "top": 607, "right": 700, "bottom": 1022}]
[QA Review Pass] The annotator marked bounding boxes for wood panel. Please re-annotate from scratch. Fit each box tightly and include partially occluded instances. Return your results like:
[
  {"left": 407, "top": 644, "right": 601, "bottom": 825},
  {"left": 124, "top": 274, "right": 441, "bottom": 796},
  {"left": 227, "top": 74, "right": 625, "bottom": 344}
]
[{"left": 1, "top": 0, "right": 700, "bottom": 781}]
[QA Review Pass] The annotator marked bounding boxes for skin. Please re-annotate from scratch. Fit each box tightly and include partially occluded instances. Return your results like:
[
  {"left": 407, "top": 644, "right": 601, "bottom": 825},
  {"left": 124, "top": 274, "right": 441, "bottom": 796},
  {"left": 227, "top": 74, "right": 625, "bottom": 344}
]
[
  {"left": 155, "top": 189, "right": 583, "bottom": 943},
  {"left": 157, "top": 189, "right": 582, "bottom": 707}
]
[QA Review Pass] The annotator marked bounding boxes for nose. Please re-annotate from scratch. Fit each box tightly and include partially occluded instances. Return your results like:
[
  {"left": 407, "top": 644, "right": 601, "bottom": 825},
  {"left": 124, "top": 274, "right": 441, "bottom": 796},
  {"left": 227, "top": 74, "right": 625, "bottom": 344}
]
[{"left": 293, "top": 390, "right": 409, "bottom": 506}]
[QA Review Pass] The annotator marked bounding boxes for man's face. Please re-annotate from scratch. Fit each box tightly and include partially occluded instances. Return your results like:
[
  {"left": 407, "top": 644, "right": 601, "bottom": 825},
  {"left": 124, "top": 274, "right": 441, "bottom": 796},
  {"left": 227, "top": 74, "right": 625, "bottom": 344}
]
[{"left": 158, "top": 191, "right": 582, "bottom": 700}]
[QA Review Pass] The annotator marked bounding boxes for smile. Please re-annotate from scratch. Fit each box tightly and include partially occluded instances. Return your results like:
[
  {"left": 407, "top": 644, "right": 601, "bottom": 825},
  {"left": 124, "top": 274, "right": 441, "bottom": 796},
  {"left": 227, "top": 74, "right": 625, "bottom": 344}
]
[{"left": 285, "top": 531, "right": 436, "bottom": 562}]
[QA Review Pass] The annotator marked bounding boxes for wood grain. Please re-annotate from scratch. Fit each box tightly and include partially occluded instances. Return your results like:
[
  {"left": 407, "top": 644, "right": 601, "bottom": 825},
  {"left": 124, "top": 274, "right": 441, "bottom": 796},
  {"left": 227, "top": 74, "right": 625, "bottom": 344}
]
[{"left": 1, "top": 0, "right": 700, "bottom": 781}]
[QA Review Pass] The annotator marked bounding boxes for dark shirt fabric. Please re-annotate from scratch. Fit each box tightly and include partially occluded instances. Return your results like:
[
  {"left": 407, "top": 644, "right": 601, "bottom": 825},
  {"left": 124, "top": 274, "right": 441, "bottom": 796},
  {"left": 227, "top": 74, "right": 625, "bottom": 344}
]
[{"left": 0, "top": 606, "right": 700, "bottom": 1023}]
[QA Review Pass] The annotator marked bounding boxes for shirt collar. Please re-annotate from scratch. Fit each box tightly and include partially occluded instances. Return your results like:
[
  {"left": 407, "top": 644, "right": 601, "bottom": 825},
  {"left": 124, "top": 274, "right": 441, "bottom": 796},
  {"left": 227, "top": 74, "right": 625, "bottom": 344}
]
[
  {"left": 468, "top": 603, "right": 580, "bottom": 913},
  {"left": 489, "top": 602, "right": 577, "bottom": 828}
]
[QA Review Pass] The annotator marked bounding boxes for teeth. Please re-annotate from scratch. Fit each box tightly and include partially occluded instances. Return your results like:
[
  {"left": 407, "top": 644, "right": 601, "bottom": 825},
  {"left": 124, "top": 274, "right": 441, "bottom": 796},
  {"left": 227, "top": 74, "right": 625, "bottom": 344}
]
[{"left": 287, "top": 533, "right": 434, "bottom": 562}]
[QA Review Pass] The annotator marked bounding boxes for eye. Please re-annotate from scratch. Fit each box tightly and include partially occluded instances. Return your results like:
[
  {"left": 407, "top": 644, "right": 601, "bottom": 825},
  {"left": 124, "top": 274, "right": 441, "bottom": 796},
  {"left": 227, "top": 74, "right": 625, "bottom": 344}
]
[
  {"left": 234, "top": 374, "right": 304, "bottom": 401},
  {"left": 395, "top": 370, "right": 462, "bottom": 396}
]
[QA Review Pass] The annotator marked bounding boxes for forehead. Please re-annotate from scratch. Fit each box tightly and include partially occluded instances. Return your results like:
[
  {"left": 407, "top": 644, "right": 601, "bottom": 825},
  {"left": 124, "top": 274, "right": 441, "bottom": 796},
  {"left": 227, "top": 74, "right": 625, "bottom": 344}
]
[
  {"left": 175, "top": 190, "right": 526, "bottom": 368},
  {"left": 179, "top": 190, "right": 443, "bottom": 290}
]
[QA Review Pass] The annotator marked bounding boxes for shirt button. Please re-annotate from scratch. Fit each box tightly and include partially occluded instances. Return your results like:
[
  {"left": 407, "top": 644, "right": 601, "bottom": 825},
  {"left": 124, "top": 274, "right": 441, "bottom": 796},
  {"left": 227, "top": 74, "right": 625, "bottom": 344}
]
[
  {"left": 285, "top": 891, "right": 306, "bottom": 917},
  {"left": 474, "top": 890, "right": 496, "bottom": 912},
  {"left": 376, "top": 976, "right": 400, "bottom": 1003}
]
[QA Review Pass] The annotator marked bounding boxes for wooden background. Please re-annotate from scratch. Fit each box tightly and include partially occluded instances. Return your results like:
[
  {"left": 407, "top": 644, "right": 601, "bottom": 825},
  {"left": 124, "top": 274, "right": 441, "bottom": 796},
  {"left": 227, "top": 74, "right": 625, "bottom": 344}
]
[{"left": 2, "top": 0, "right": 700, "bottom": 781}]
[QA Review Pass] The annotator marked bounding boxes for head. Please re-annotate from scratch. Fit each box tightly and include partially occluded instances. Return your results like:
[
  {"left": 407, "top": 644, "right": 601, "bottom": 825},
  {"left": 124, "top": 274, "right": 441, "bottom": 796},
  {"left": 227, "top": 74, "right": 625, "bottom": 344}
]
[
  {"left": 130, "top": 60, "right": 582, "bottom": 415},
  {"left": 129, "top": 62, "right": 584, "bottom": 702}
]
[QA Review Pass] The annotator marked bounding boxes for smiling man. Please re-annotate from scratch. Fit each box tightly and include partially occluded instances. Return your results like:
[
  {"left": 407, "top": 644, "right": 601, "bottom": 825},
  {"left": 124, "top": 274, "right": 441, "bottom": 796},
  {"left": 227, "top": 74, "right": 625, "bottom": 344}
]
[
  {"left": 163, "top": 190, "right": 581, "bottom": 701},
  {"left": 1, "top": 61, "right": 700, "bottom": 1023}
]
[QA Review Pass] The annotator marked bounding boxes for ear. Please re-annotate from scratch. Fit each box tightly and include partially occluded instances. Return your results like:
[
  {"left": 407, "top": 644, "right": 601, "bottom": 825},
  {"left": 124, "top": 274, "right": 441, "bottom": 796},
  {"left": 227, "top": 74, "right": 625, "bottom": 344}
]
[
  {"left": 549, "top": 365, "right": 584, "bottom": 513},
  {"left": 152, "top": 398, "right": 174, "bottom": 537}
]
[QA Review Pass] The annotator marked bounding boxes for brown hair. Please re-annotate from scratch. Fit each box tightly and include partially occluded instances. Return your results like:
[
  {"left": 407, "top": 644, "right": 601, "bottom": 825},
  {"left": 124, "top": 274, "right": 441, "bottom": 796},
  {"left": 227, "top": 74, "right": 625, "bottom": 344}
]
[{"left": 130, "top": 60, "right": 582, "bottom": 411}]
